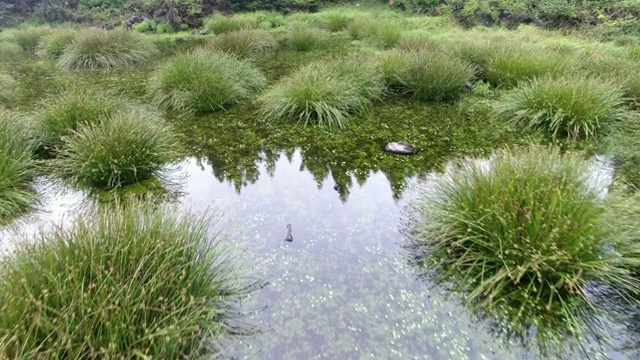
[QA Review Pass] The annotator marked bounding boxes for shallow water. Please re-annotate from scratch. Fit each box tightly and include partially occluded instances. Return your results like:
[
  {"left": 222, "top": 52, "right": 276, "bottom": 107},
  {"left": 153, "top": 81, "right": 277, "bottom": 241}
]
[{"left": 2, "top": 149, "right": 635, "bottom": 359}]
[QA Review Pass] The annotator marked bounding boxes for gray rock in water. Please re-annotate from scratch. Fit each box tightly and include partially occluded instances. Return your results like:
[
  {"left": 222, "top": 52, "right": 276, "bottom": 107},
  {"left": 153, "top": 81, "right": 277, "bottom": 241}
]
[
  {"left": 385, "top": 142, "right": 416, "bottom": 155},
  {"left": 199, "top": 27, "right": 211, "bottom": 35},
  {"left": 191, "top": 29, "right": 198, "bottom": 35}
]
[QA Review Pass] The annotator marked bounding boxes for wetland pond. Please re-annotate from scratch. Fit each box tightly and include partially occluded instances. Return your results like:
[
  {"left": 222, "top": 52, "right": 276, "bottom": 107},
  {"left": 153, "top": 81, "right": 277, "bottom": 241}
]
[{"left": 1, "top": 95, "right": 637, "bottom": 359}]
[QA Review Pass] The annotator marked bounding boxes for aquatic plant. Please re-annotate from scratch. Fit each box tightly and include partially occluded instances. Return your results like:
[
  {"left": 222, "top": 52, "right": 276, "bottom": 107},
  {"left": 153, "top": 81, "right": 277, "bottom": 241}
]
[
  {"left": 35, "top": 26, "right": 78, "bottom": 59},
  {"left": 58, "top": 29, "right": 159, "bottom": 70},
  {"left": 0, "top": 110, "right": 39, "bottom": 221},
  {"left": 54, "top": 108, "right": 179, "bottom": 189},
  {"left": 8, "top": 25, "right": 51, "bottom": 51},
  {"left": 486, "top": 45, "right": 570, "bottom": 87},
  {"left": 149, "top": 49, "right": 266, "bottom": 114},
  {"left": 259, "top": 57, "right": 385, "bottom": 127},
  {"left": 380, "top": 48, "right": 475, "bottom": 102},
  {"left": 0, "top": 202, "right": 257, "bottom": 358},
  {"left": 0, "top": 72, "right": 17, "bottom": 106},
  {"left": 406, "top": 145, "right": 640, "bottom": 356},
  {"left": 287, "top": 25, "right": 329, "bottom": 51},
  {"left": 207, "top": 29, "right": 278, "bottom": 60},
  {"left": 36, "top": 88, "right": 122, "bottom": 151},
  {"left": 494, "top": 75, "right": 632, "bottom": 139}
]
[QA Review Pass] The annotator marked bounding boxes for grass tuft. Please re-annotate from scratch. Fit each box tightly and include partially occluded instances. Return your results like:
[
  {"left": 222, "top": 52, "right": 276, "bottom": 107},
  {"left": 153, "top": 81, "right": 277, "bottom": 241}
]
[
  {"left": 0, "top": 42, "right": 23, "bottom": 62},
  {"left": 0, "top": 73, "right": 17, "bottom": 106},
  {"left": 207, "top": 29, "right": 278, "bottom": 60},
  {"left": 259, "top": 56, "right": 385, "bottom": 127},
  {"left": 0, "top": 110, "right": 39, "bottom": 221},
  {"left": 149, "top": 48, "right": 266, "bottom": 114},
  {"left": 493, "top": 75, "right": 633, "bottom": 139},
  {"left": 380, "top": 48, "right": 475, "bottom": 102},
  {"left": 35, "top": 26, "right": 78, "bottom": 59},
  {"left": 486, "top": 45, "right": 570, "bottom": 87},
  {"left": 54, "top": 108, "right": 179, "bottom": 189},
  {"left": 8, "top": 25, "right": 51, "bottom": 51},
  {"left": 58, "top": 28, "right": 159, "bottom": 70},
  {"left": 406, "top": 145, "right": 640, "bottom": 355},
  {"left": 0, "top": 203, "right": 257, "bottom": 358},
  {"left": 287, "top": 25, "right": 329, "bottom": 51},
  {"left": 35, "top": 88, "right": 122, "bottom": 152}
]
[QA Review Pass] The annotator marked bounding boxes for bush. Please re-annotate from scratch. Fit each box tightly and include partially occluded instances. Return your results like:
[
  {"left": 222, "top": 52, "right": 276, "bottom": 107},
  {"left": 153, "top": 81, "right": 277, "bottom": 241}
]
[
  {"left": 9, "top": 25, "right": 52, "bottom": 51},
  {"left": 133, "top": 18, "right": 156, "bottom": 33},
  {"left": 486, "top": 45, "right": 570, "bottom": 87},
  {"left": 35, "top": 26, "right": 77, "bottom": 59},
  {"left": 406, "top": 145, "right": 640, "bottom": 355},
  {"left": 494, "top": 75, "right": 632, "bottom": 139},
  {"left": 0, "top": 203, "right": 256, "bottom": 358},
  {"left": 58, "top": 28, "right": 159, "bottom": 70},
  {"left": 0, "top": 72, "right": 17, "bottom": 106},
  {"left": 259, "top": 57, "right": 385, "bottom": 127},
  {"left": 35, "top": 88, "right": 122, "bottom": 151},
  {"left": 207, "top": 29, "right": 278, "bottom": 60},
  {"left": 149, "top": 49, "right": 266, "bottom": 114},
  {"left": 287, "top": 25, "right": 329, "bottom": 51},
  {"left": 156, "top": 22, "right": 174, "bottom": 34},
  {"left": 54, "top": 108, "right": 179, "bottom": 189},
  {"left": 0, "top": 42, "right": 23, "bottom": 62},
  {"left": 380, "top": 48, "right": 475, "bottom": 102}
]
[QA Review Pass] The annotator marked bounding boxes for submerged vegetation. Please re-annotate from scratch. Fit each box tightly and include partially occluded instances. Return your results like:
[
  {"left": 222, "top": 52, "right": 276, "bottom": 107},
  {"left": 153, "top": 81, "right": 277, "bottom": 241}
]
[
  {"left": 0, "top": 203, "right": 256, "bottom": 358},
  {"left": 406, "top": 145, "right": 640, "bottom": 355}
]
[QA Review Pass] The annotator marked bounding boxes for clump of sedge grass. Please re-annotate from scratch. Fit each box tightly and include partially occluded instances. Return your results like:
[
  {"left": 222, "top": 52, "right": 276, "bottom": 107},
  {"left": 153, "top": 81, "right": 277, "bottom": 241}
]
[
  {"left": 380, "top": 48, "right": 475, "bottom": 102},
  {"left": 54, "top": 108, "right": 179, "bottom": 189},
  {"left": 494, "top": 75, "right": 632, "bottom": 139},
  {"left": 149, "top": 48, "right": 266, "bottom": 114},
  {"left": 35, "top": 88, "right": 123, "bottom": 152},
  {"left": 0, "top": 202, "right": 258, "bottom": 358},
  {"left": 287, "top": 25, "right": 329, "bottom": 51},
  {"left": 207, "top": 29, "right": 278, "bottom": 60},
  {"left": 406, "top": 145, "right": 640, "bottom": 356},
  {"left": 0, "top": 72, "right": 17, "bottom": 106},
  {"left": 348, "top": 16, "right": 403, "bottom": 48},
  {"left": 486, "top": 45, "right": 570, "bottom": 87},
  {"left": 0, "top": 110, "right": 39, "bottom": 221},
  {"left": 58, "top": 28, "right": 159, "bottom": 70},
  {"left": 35, "top": 26, "right": 78, "bottom": 59},
  {"left": 203, "top": 12, "right": 283, "bottom": 34},
  {"left": 259, "top": 56, "right": 385, "bottom": 127},
  {"left": 8, "top": 25, "right": 52, "bottom": 51},
  {"left": 0, "top": 42, "right": 23, "bottom": 62}
]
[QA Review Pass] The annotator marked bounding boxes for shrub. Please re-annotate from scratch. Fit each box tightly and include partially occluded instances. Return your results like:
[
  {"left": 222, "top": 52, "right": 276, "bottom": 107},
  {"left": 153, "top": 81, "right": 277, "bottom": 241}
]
[
  {"left": 54, "top": 108, "right": 179, "bottom": 189},
  {"left": 0, "top": 203, "right": 256, "bottom": 358},
  {"left": 9, "top": 25, "right": 52, "bottom": 51},
  {"left": 207, "top": 29, "right": 278, "bottom": 60},
  {"left": 156, "top": 22, "right": 174, "bottom": 34},
  {"left": 486, "top": 45, "right": 570, "bottom": 87},
  {"left": 0, "top": 72, "right": 17, "bottom": 106},
  {"left": 288, "top": 26, "right": 329, "bottom": 51},
  {"left": 494, "top": 75, "right": 632, "bottom": 139},
  {"left": 149, "top": 49, "right": 266, "bottom": 114},
  {"left": 58, "top": 28, "right": 159, "bottom": 70},
  {"left": 380, "top": 48, "right": 475, "bottom": 102},
  {"left": 259, "top": 57, "right": 385, "bottom": 127},
  {"left": 406, "top": 145, "right": 640, "bottom": 355},
  {"left": 133, "top": 18, "right": 156, "bottom": 33},
  {"left": 35, "top": 26, "right": 77, "bottom": 59},
  {"left": 0, "top": 42, "right": 23, "bottom": 62},
  {"left": 0, "top": 110, "right": 39, "bottom": 221},
  {"left": 35, "top": 88, "right": 122, "bottom": 151}
]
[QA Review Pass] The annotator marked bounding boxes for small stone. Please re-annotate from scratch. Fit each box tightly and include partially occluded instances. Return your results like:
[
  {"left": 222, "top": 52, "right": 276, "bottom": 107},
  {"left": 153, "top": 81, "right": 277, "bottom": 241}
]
[
  {"left": 385, "top": 142, "right": 416, "bottom": 155},
  {"left": 199, "top": 27, "right": 211, "bottom": 35},
  {"left": 464, "top": 81, "right": 474, "bottom": 92},
  {"left": 191, "top": 29, "right": 198, "bottom": 35}
]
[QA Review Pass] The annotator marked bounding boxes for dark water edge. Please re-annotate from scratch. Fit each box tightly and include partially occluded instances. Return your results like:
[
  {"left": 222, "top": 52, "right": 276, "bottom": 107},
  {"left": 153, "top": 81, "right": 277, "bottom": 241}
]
[{"left": 1, "top": 151, "right": 635, "bottom": 360}]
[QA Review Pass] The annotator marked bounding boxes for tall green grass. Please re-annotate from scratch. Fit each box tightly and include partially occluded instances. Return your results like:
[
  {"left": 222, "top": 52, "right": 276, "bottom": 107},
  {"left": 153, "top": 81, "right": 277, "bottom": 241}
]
[
  {"left": 406, "top": 145, "right": 640, "bottom": 355},
  {"left": 0, "top": 42, "right": 23, "bottom": 62},
  {"left": 494, "top": 75, "right": 633, "bottom": 139},
  {"left": 380, "top": 49, "right": 475, "bottom": 102},
  {"left": 204, "top": 11, "right": 283, "bottom": 34},
  {"left": 348, "top": 16, "right": 403, "bottom": 48},
  {"left": 8, "top": 25, "right": 52, "bottom": 51},
  {"left": 0, "top": 203, "right": 257, "bottom": 358},
  {"left": 486, "top": 45, "right": 570, "bottom": 87},
  {"left": 287, "top": 25, "right": 329, "bottom": 51},
  {"left": 58, "top": 29, "right": 159, "bottom": 70},
  {"left": 35, "top": 88, "right": 122, "bottom": 151},
  {"left": 259, "top": 57, "right": 385, "bottom": 127},
  {"left": 0, "top": 73, "right": 17, "bottom": 106},
  {"left": 35, "top": 26, "right": 78, "bottom": 59},
  {"left": 0, "top": 110, "right": 39, "bottom": 221},
  {"left": 207, "top": 29, "right": 278, "bottom": 60},
  {"left": 54, "top": 108, "right": 179, "bottom": 189},
  {"left": 149, "top": 49, "right": 266, "bottom": 114}
]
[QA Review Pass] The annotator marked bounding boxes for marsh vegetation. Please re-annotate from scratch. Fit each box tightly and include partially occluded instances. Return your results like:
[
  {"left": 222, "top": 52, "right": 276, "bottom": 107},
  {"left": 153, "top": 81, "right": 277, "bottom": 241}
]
[{"left": 2, "top": 1, "right": 640, "bottom": 358}]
